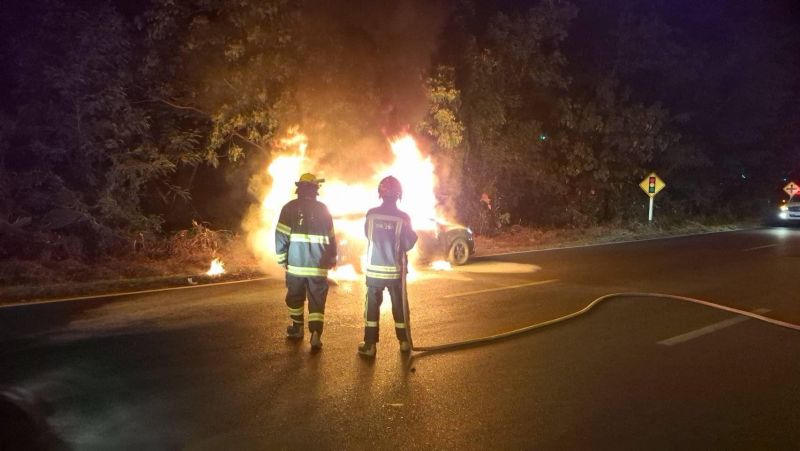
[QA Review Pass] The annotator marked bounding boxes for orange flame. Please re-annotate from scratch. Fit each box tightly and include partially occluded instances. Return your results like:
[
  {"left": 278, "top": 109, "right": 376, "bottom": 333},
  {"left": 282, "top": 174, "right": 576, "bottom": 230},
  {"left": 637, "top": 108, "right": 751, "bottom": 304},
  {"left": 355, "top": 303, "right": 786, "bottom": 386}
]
[
  {"left": 206, "top": 258, "right": 225, "bottom": 276},
  {"left": 247, "top": 130, "right": 448, "bottom": 282},
  {"left": 431, "top": 260, "right": 453, "bottom": 271}
]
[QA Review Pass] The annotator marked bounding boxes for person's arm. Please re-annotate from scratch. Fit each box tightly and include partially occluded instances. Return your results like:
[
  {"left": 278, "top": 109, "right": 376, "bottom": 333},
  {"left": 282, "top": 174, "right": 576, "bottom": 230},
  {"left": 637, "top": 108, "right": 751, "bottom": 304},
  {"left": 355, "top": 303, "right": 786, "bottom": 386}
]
[
  {"left": 275, "top": 205, "right": 292, "bottom": 268},
  {"left": 322, "top": 207, "right": 337, "bottom": 269},
  {"left": 400, "top": 215, "right": 418, "bottom": 253}
]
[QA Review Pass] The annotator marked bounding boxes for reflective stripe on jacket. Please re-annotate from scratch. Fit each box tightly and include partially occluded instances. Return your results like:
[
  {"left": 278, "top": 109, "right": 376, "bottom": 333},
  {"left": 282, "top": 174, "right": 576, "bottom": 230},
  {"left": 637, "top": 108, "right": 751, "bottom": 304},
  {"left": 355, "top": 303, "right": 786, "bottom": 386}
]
[
  {"left": 364, "top": 204, "right": 417, "bottom": 285},
  {"left": 275, "top": 197, "right": 337, "bottom": 277}
]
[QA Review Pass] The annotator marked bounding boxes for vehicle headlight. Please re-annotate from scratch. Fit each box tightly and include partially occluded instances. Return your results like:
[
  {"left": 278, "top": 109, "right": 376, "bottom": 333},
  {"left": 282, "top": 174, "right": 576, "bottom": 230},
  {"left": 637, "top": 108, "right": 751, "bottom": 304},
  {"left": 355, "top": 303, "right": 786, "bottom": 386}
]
[{"left": 780, "top": 205, "right": 789, "bottom": 211}]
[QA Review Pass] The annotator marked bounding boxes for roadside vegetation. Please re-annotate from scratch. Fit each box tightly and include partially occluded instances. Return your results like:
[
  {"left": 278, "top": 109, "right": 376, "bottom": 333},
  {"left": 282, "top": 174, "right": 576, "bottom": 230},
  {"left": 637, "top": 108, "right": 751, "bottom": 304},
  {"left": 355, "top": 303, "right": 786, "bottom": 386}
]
[{"left": 1, "top": 0, "right": 797, "bottom": 297}]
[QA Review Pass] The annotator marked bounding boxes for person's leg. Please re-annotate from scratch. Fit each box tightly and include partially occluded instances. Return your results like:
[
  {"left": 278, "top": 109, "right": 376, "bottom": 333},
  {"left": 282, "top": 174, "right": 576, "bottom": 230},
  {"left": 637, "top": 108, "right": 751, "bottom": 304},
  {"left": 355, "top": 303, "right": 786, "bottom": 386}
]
[
  {"left": 306, "top": 277, "right": 329, "bottom": 349},
  {"left": 284, "top": 274, "right": 306, "bottom": 338},
  {"left": 363, "top": 285, "right": 384, "bottom": 343},
  {"left": 387, "top": 283, "right": 410, "bottom": 345}
]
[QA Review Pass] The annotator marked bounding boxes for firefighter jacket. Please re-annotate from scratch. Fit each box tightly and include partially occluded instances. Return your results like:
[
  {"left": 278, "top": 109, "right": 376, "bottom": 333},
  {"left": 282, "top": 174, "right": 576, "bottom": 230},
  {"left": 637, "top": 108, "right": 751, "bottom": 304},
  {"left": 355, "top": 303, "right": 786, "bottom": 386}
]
[
  {"left": 275, "top": 197, "right": 337, "bottom": 278},
  {"left": 364, "top": 203, "right": 418, "bottom": 285}
]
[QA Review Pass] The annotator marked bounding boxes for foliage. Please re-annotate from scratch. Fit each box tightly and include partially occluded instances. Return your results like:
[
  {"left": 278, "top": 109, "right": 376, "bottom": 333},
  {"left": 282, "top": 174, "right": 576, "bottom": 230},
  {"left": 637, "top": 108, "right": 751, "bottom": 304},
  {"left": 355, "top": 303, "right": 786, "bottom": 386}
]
[
  {"left": 1, "top": 1, "right": 174, "bottom": 257},
  {"left": 551, "top": 78, "right": 676, "bottom": 224},
  {"left": 449, "top": 0, "right": 578, "bottom": 225},
  {"left": 418, "top": 66, "right": 465, "bottom": 151},
  {"left": 136, "top": 0, "right": 301, "bottom": 166},
  {"left": 1, "top": 0, "right": 798, "bottom": 273}
]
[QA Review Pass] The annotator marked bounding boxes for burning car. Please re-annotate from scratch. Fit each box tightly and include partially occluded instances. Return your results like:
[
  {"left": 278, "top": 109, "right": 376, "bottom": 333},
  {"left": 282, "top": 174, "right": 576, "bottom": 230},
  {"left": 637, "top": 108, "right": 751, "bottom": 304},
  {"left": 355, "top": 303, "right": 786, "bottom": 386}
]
[
  {"left": 247, "top": 130, "right": 474, "bottom": 279},
  {"left": 416, "top": 219, "right": 474, "bottom": 265}
]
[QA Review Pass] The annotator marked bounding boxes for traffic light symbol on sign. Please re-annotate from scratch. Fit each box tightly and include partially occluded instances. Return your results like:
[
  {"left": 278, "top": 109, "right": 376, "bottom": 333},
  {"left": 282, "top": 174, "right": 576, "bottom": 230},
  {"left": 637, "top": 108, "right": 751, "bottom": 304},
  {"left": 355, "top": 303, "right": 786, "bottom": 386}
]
[{"left": 639, "top": 172, "right": 665, "bottom": 198}]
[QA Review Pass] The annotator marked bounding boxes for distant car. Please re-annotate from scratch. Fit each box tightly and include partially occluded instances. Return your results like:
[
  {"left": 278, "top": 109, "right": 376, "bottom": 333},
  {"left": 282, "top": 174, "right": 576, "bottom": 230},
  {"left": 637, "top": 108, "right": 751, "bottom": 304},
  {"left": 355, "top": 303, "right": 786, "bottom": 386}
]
[
  {"left": 777, "top": 198, "right": 800, "bottom": 222},
  {"left": 416, "top": 219, "right": 475, "bottom": 265}
]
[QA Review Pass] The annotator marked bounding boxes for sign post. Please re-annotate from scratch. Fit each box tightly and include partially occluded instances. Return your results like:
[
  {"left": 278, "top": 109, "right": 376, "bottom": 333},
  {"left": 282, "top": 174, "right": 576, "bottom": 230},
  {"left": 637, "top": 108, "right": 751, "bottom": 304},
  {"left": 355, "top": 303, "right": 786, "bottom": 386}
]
[{"left": 639, "top": 172, "right": 666, "bottom": 222}]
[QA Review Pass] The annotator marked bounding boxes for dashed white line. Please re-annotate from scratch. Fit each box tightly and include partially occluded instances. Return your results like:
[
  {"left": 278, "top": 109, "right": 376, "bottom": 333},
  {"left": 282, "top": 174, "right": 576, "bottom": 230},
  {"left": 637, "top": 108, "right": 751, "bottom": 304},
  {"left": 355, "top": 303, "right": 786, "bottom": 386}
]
[
  {"left": 442, "top": 279, "right": 558, "bottom": 299},
  {"left": 658, "top": 308, "right": 771, "bottom": 346},
  {"left": 743, "top": 244, "right": 778, "bottom": 252}
]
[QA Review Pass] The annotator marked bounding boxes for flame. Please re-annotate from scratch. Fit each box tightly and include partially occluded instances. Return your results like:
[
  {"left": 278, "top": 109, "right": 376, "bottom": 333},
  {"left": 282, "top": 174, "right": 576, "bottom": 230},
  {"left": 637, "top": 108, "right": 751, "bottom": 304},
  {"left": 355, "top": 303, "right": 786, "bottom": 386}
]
[
  {"left": 328, "top": 264, "right": 360, "bottom": 282},
  {"left": 247, "top": 130, "right": 450, "bottom": 282},
  {"left": 206, "top": 258, "right": 225, "bottom": 276},
  {"left": 431, "top": 260, "right": 453, "bottom": 271}
]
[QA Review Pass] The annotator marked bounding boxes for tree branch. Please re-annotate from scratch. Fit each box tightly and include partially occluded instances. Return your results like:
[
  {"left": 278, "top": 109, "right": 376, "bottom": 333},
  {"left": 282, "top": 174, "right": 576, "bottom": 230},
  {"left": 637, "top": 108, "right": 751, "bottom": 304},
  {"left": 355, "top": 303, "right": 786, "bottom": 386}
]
[
  {"left": 133, "top": 97, "right": 211, "bottom": 117},
  {"left": 231, "top": 132, "right": 265, "bottom": 151}
]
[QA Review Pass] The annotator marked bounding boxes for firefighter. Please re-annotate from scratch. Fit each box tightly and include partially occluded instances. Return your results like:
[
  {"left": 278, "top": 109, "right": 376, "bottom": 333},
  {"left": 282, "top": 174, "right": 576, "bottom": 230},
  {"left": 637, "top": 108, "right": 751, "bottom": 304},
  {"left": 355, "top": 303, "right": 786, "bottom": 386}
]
[
  {"left": 358, "top": 175, "right": 418, "bottom": 357},
  {"left": 275, "top": 173, "right": 337, "bottom": 351}
]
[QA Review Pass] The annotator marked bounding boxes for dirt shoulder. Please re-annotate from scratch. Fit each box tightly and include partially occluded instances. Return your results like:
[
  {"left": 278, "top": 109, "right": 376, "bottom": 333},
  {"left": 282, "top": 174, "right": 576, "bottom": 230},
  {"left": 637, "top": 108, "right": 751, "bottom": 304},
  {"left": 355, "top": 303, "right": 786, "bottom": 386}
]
[{"left": 1, "top": 222, "right": 755, "bottom": 305}]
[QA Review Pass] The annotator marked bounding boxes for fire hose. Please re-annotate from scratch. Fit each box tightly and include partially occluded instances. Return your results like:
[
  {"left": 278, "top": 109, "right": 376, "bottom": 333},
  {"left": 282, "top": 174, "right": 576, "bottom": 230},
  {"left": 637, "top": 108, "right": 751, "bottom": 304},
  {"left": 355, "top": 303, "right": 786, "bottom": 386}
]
[{"left": 400, "top": 261, "right": 800, "bottom": 353}]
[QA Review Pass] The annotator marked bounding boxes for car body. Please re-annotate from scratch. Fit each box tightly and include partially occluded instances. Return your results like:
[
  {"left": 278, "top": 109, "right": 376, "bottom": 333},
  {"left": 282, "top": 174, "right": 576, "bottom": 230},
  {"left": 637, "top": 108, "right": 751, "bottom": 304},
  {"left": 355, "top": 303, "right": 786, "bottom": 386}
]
[
  {"left": 777, "top": 198, "right": 800, "bottom": 222},
  {"left": 416, "top": 219, "right": 475, "bottom": 265}
]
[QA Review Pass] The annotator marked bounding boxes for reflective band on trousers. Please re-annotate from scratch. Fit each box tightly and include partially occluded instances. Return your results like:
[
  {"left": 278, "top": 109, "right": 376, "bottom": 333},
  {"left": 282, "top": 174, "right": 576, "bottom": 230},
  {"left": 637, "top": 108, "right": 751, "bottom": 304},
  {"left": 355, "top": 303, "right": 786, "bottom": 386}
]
[
  {"left": 276, "top": 222, "right": 291, "bottom": 235},
  {"left": 366, "top": 271, "right": 401, "bottom": 280},
  {"left": 288, "top": 306, "right": 304, "bottom": 316},
  {"left": 287, "top": 265, "right": 329, "bottom": 277},
  {"left": 394, "top": 322, "right": 406, "bottom": 329},
  {"left": 290, "top": 233, "right": 331, "bottom": 244},
  {"left": 308, "top": 313, "right": 324, "bottom": 322},
  {"left": 367, "top": 264, "right": 399, "bottom": 272},
  {"left": 365, "top": 320, "right": 378, "bottom": 327}
]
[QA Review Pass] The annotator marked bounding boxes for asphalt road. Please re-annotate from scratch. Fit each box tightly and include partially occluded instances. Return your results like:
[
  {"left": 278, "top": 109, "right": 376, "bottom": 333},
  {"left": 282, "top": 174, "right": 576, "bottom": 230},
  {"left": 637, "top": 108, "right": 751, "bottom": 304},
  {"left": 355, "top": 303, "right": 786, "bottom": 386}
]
[{"left": 1, "top": 228, "right": 799, "bottom": 450}]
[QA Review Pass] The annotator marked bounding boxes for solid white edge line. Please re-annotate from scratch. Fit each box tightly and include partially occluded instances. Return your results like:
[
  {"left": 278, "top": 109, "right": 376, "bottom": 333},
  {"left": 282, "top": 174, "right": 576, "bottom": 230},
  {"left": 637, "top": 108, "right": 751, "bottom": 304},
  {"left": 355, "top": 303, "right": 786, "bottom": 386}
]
[
  {"left": 658, "top": 308, "right": 771, "bottom": 346},
  {"left": 442, "top": 279, "right": 558, "bottom": 299},
  {"left": 0, "top": 277, "right": 271, "bottom": 309},
  {"left": 475, "top": 227, "right": 756, "bottom": 259}
]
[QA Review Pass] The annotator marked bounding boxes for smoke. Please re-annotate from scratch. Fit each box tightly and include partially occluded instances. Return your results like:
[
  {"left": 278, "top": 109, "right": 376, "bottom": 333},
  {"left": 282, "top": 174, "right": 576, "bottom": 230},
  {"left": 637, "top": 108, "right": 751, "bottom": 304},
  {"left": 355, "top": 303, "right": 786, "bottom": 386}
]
[
  {"left": 242, "top": 0, "right": 449, "bottom": 275},
  {"left": 289, "top": 0, "right": 448, "bottom": 179}
]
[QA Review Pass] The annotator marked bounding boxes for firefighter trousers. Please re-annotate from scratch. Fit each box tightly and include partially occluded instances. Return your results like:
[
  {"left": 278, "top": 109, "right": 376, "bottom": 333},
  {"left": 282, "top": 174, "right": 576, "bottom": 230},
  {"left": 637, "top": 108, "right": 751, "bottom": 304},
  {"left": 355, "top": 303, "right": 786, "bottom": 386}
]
[
  {"left": 363, "top": 281, "right": 408, "bottom": 343},
  {"left": 285, "top": 274, "right": 329, "bottom": 334}
]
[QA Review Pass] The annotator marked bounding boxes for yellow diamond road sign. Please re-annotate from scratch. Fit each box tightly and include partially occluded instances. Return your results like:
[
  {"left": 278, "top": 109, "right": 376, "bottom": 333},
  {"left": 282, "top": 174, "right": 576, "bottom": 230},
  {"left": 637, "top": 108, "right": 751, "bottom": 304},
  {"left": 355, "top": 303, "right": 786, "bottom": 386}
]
[
  {"left": 639, "top": 172, "right": 665, "bottom": 198},
  {"left": 783, "top": 182, "right": 800, "bottom": 197}
]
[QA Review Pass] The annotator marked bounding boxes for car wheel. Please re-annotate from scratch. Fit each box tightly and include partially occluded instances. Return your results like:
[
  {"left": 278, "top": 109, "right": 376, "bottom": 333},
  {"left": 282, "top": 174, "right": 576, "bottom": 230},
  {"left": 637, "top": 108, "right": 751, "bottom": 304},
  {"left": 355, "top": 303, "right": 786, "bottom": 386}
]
[{"left": 448, "top": 237, "right": 470, "bottom": 266}]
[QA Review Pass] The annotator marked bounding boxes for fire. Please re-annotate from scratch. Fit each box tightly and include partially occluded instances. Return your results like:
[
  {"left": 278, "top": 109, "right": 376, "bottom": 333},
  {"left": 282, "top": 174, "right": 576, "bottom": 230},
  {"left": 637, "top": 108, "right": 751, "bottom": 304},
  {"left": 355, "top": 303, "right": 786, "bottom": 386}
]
[
  {"left": 206, "top": 258, "right": 225, "bottom": 276},
  {"left": 247, "top": 129, "right": 450, "bottom": 282},
  {"left": 431, "top": 260, "right": 453, "bottom": 271},
  {"left": 327, "top": 264, "right": 360, "bottom": 281}
]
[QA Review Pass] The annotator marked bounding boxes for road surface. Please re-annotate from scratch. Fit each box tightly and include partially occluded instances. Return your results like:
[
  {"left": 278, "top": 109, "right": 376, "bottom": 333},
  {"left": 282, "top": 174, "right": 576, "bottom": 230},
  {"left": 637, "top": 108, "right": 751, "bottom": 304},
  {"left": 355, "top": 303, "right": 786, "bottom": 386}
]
[{"left": 1, "top": 228, "right": 799, "bottom": 449}]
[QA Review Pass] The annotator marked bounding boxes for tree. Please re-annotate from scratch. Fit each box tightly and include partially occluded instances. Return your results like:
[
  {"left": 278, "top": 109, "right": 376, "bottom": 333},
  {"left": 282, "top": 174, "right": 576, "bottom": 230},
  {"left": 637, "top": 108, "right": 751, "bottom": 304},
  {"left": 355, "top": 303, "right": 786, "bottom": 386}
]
[
  {"left": 552, "top": 78, "right": 675, "bottom": 224},
  {"left": 450, "top": 0, "right": 578, "bottom": 226},
  {"left": 2, "top": 1, "right": 173, "bottom": 257},
  {"left": 137, "top": 0, "right": 302, "bottom": 167}
]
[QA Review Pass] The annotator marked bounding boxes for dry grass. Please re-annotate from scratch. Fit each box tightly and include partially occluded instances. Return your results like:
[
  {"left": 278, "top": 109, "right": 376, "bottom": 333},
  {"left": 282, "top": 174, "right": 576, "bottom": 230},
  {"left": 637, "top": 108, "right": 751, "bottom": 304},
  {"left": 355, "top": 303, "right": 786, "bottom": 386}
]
[{"left": 0, "top": 222, "right": 261, "bottom": 303}]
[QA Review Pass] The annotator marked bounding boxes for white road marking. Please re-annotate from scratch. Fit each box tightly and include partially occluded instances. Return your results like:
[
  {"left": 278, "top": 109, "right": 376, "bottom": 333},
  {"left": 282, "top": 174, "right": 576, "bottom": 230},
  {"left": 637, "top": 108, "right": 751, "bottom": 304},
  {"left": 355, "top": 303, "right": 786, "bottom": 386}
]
[
  {"left": 0, "top": 277, "right": 271, "bottom": 309},
  {"left": 742, "top": 244, "right": 778, "bottom": 252},
  {"left": 658, "top": 308, "right": 771, "bottom": 346},
  {"left": 442, "top": 279, "right": 558, "bottom": 299}
]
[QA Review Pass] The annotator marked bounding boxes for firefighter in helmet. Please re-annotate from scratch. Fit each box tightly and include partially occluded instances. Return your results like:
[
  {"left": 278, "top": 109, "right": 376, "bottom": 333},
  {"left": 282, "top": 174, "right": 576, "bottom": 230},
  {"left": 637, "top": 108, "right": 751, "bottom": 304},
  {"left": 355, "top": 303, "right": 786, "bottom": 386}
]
[
  {"left": 358, "top": 175, "right": 418, "bottom": 357},
  {"left": 275, "top": 173, "right": 337, "bottom": 351}
]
